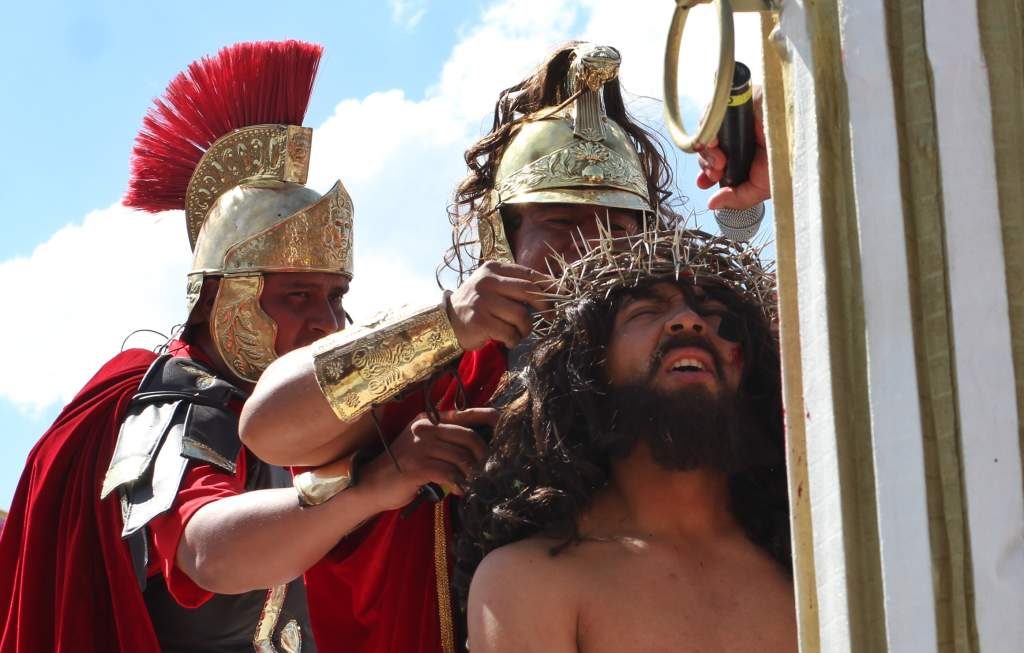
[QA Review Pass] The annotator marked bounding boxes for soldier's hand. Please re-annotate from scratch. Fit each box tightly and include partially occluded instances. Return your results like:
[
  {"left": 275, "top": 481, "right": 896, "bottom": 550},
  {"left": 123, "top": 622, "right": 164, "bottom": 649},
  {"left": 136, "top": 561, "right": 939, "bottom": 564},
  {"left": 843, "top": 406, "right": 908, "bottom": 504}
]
[
  {"left": 446, "top": 261, "right": 553, "bottom": 351},
  {"left": 359, "top": 408, "right": 498, "bottom": 513}
]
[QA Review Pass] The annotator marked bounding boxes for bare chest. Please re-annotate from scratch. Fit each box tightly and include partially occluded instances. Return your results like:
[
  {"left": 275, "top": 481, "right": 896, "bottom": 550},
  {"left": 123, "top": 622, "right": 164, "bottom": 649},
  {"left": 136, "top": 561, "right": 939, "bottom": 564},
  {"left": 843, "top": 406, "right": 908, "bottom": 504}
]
[{"left": 574, "top": 553, "right": 796, "bottom": 653}]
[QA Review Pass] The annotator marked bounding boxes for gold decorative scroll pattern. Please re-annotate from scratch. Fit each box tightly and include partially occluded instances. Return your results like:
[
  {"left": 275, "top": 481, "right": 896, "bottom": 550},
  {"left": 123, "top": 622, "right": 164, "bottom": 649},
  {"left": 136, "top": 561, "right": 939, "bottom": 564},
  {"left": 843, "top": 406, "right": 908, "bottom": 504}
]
[
  {"left": 313, "top": 303, "right": 463, "bottom": 422},
  {"left": 496, "top": 140, "right": 648, "bottom": 202},
  {"left": 185, "top": 125, "right": 312, "bottom": 249},
  {"left": 212, "top": 275, "right": 279, "bottom": 383},
  {"left": 223, "top": 181, "right": 354, "bottom": 277}
]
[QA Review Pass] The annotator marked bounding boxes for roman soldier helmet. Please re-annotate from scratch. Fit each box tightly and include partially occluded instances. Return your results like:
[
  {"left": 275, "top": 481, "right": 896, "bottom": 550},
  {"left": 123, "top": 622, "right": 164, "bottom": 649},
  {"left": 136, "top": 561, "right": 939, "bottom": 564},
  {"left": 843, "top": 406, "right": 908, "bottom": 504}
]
[
  {"left": 479, "top": 42, "right": 656, "bottom": 262},
  {"left": 126, "top": 41, "right": 354, "bottom": 383}
]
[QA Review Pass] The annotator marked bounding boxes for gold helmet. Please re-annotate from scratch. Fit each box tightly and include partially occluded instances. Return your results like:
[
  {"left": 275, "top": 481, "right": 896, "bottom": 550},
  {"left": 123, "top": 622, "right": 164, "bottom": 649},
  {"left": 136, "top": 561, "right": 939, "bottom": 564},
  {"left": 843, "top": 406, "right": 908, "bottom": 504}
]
[
  {"left": 126, "top": 41, "right": 353, "bottom": 382},
  {"left": 479, "top": 43, "right": 655, "bottom": 263}
]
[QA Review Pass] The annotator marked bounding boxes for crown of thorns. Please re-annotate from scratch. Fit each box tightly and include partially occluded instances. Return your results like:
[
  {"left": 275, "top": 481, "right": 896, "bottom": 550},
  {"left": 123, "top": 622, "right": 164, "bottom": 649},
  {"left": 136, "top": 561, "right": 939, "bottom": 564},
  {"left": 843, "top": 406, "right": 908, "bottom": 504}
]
[{"left": 533, "top": 223, "right": 777, "bottom": 336}]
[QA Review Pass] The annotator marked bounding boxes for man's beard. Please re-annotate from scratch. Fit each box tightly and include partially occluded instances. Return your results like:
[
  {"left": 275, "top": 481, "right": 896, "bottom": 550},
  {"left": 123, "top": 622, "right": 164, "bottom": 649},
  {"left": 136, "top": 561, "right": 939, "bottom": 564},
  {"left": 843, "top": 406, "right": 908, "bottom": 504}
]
[{"left": 600, "top": 354, "right": 781, "bottom": 475}]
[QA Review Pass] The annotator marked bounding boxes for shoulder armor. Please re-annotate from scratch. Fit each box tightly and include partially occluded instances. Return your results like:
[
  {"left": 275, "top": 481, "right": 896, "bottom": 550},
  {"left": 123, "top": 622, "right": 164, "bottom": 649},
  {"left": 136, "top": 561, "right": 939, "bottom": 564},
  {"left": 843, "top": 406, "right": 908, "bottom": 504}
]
[{"left": 101, "top": 354, "right": 247, "bottom": 538}]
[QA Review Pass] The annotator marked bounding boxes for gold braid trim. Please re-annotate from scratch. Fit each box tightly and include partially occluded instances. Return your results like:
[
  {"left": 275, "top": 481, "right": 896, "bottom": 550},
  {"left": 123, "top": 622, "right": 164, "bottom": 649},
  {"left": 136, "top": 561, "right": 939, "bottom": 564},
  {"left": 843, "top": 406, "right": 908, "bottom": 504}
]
[
  {"left": 434, "top": 501, "right": 456, "bottom": 653},
  {"left": 253, "top": 584, "right": 302, "bottom": 652},
  {"left": 312, "top": 300, "right": 463, "bottom": 422}
]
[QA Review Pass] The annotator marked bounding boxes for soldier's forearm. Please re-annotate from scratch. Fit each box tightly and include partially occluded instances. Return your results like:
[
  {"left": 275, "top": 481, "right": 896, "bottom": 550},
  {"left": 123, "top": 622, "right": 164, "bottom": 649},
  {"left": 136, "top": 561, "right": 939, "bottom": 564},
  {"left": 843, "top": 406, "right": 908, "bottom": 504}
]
[{"left": 176, "top": 483, "right": 387, "bottom": 595}]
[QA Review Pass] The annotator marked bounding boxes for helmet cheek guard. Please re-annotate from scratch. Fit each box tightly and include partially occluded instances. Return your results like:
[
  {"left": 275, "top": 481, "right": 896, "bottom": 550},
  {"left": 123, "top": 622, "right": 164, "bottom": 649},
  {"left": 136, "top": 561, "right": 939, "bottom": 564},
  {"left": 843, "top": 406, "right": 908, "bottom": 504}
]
[{"left": 210, "top": 275, "right": 279, "bottom": 383}]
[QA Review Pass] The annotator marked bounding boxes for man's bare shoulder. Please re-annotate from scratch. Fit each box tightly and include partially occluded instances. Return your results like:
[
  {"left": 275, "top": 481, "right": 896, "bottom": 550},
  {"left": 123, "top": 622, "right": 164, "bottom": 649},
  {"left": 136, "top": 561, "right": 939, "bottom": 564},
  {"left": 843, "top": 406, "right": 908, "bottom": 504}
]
[{"left": 467, "top": 537, "right": 582, "bottom": 653}]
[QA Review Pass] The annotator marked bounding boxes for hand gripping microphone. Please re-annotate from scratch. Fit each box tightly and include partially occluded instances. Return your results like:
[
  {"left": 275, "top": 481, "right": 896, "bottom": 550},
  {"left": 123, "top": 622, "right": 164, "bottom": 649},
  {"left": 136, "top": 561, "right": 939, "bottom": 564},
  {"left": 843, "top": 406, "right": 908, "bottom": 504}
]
[{"left": 713, "top": 61, "right": 765, "bottom": 241}]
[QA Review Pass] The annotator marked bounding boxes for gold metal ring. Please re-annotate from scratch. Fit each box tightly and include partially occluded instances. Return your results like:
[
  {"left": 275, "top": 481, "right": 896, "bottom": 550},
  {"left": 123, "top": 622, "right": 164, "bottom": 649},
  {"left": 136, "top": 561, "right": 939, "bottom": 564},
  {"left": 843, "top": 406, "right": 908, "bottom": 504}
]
[{"left": 663, "top": 0, "right": 735, "bottom": 152}]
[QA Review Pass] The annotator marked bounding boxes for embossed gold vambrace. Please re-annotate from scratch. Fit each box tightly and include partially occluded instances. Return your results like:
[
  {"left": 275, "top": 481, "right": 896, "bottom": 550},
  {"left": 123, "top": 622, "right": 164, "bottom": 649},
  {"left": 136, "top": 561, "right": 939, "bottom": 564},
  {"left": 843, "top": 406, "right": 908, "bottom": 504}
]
[{"left": 312, "top": 299, "right": 464, "bottom": 422}]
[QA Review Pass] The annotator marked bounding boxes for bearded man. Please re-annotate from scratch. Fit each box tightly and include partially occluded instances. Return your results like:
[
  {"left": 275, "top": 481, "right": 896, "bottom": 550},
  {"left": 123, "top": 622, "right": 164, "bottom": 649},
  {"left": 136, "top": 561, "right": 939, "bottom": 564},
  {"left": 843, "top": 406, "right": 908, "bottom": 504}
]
[
  {"left": 0, "top": 41, "right": 356, "bottom": 652},
  {"left": 458, "top": 228, "right": 795, "bottom": 652},
  {"left": 239, "top": 42, "right": 679, "bottom": 652}
]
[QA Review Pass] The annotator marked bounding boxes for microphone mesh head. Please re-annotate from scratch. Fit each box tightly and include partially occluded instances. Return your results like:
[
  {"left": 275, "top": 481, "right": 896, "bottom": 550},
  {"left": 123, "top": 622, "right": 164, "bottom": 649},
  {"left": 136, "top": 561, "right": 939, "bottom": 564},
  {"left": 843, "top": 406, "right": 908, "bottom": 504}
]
[{"left": 714, "top": 203, "right": 765, "bottom": 241}]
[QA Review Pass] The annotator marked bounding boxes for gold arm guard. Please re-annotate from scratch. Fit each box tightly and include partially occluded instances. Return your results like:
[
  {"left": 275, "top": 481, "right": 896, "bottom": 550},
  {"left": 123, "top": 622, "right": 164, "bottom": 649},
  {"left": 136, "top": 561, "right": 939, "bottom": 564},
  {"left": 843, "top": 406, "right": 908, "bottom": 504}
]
[
  {"left": 312, "top": 299, "right": 464, "bottom": 422},
  {"left": 294, "top": 453, "right": 357, "bottom": 507}
]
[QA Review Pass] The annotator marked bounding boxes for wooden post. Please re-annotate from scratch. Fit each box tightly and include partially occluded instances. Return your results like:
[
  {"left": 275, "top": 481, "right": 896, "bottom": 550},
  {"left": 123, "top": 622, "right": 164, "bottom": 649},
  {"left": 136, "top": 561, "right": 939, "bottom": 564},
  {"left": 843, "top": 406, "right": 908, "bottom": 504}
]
[{"left": 760, "top": 1, "right": 1024, "bottom": 651}]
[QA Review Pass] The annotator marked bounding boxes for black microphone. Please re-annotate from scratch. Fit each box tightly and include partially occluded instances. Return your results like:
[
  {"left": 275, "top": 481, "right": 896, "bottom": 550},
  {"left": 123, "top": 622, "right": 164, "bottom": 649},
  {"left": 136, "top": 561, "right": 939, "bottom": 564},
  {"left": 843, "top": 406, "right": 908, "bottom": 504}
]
[{"left": 713, "top": 61, "right": 765, "bottom": 242}]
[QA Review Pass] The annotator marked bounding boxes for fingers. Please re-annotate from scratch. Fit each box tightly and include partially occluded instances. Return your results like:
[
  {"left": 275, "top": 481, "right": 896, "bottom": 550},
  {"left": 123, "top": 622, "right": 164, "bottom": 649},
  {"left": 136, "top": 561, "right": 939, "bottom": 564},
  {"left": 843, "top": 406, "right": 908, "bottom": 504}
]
[
  {"left": 696, "top": 170, "right": 718, "bottom": 190},
  {"left": 707, "top": 145, "right": 771, "bottom": 210},
  {"left": 416, "top": 459, "right": 466, "bottom": 491},
  {"left": 698, "top": 84, "right": 769, "bottom": 208},
  {"left": 707, "top": 182, "right": 768, "bottom": 211},
  {"left": 697, "top": 146, "right": 726, "bottom": 172},
  {"left": 408, "top": 415, "right": 491, "bottom": 487},
  {"left": 477, "top": 272, "right": 551, "bottom": 314},
  {"left": 481, "top": 261, "right": 554, "bottom": 285},
  {"left": 424, "top": 439, "right": 479, "bottom": 477},
  {"left": 449, "top": 261, "right": 559, "bottom": 350},
  {"left": 475, "top": 311, "right": 525, "bottom": 349},
  {"left": 492, "top": 295, "right": 535, "bottom": 341},
  {"left": 412, "top": 410, "right": 494, "bottom": 460},
  {"left": 696, "top": 145, "right": 726, "bottom": 189},
  {"left": 437, "top": 407, "right": 501, "bottom": 427},
  {"left": 435, "top": 408, "right": 498, "bottom": 447}
]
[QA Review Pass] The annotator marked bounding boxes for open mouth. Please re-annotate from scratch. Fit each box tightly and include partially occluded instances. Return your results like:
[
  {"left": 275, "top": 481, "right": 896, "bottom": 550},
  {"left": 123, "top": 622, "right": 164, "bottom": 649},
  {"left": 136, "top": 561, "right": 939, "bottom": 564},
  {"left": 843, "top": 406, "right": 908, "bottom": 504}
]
[
  {"left": 669, "top": 358, "right": 708, "bottom": 373},
  {"left": 659, "top": 347, "right": 718, "bottom": 380}
]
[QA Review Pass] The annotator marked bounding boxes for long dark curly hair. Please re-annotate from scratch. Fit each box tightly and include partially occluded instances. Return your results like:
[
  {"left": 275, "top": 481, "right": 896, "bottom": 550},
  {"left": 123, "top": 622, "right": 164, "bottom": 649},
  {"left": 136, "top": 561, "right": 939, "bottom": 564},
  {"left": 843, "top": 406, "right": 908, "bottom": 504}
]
[
  {"left": 440, "top": 41, "right": 680, "bottom": 283},
  {"left": 453, "top": 275, "right": 788, "bottom": 612}
]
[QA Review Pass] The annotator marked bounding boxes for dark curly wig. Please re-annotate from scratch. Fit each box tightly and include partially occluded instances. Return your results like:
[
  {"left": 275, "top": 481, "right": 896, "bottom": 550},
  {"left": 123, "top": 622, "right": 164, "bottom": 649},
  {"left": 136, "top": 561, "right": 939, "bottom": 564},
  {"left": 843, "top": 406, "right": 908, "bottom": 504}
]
[
  {"left": 440, "top": 41, "right": 680, "bottom": 283},
  {"left": 453, "top": 273, "right": 788, "bottom": 614}
]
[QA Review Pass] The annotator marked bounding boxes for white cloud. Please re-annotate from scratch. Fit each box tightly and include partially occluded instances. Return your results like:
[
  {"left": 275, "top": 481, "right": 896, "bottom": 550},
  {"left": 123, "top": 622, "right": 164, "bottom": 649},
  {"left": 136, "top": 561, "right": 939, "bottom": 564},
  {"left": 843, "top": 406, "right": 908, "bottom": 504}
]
[
  {"left": 0, "top": 205, "right": 190, "bottom": 412},
  {"left": 0, "top": 0, "right": 764, "bottom": 412},
  {"left": 389, "top": 0, "right": 428, "bottom": 29},
  {"left": 0, "top": 201, "right": 437, "bottom": 412}
]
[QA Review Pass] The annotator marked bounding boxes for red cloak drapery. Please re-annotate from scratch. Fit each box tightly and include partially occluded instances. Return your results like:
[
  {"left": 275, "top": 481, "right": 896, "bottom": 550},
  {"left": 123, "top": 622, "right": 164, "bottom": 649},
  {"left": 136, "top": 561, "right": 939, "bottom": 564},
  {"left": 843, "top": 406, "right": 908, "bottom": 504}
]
[
  {"left": 305, "top": 342, "right": 507, "bottom": 653},
  {"left": 0, "top": 349, "right": 161, "bottom": 653}
]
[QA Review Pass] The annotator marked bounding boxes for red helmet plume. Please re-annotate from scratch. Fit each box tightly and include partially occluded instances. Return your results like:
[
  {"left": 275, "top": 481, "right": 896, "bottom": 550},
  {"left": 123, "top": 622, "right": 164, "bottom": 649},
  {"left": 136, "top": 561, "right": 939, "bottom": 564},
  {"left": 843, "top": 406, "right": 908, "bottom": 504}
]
[{"left": 125, "top": 40, "right": 324, "bottom": 212}]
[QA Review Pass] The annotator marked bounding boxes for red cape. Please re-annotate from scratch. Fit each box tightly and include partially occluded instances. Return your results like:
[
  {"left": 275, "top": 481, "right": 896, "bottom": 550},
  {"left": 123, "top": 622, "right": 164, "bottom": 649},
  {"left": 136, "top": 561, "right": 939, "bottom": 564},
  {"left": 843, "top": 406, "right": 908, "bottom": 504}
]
[
  {"left": 0, "top": 349, "right": 161, "bottom": 653},
  {"left": 306, "top": 342, "right": 507, "bottom": 653}
]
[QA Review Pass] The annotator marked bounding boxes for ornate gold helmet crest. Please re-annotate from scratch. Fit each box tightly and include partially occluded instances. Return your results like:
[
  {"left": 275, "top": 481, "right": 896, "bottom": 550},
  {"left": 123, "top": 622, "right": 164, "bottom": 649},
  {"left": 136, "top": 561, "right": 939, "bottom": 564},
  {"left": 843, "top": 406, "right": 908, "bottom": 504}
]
[
  {"left": 126, "top": 41, "right": 353, "bottom": 382},
  {"left": 479, "top": 43, "right": 654, "bottom": 263}
]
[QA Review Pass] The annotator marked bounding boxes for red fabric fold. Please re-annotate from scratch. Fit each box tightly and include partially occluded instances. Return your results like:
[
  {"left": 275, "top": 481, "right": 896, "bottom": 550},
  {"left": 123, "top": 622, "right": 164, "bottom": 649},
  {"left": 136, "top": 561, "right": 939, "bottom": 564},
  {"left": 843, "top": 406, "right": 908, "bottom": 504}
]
[
  {"left": 0, "top": 349, "right": 161, "bottom": 653},
  {"left": 306, "top": 342, "right": 507, "bottom": 653}
]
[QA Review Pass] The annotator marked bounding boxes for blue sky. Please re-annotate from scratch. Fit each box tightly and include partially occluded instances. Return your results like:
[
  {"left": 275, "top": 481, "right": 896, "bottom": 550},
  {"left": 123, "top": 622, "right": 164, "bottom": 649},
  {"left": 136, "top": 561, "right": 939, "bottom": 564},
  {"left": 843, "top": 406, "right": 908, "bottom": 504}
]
[
  {"left": 1, "top": 0, "right": 490, "bottom": 260},
  {"left": 0, "top": 0, "right": 767, "bottom": 507}
]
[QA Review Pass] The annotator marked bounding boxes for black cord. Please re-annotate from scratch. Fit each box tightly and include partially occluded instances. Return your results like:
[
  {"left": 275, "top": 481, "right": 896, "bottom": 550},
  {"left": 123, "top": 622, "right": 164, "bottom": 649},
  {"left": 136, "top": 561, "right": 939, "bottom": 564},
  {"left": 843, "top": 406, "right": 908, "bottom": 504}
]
[
  {"left": 370, "top": 406, "right": 402, "bottom": 472},
  {"left": 400, "top": 367, "right": 466, "bottom": 518},
  {"left": 120, "top": 329, "right": 169, "bottom": 352}
]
